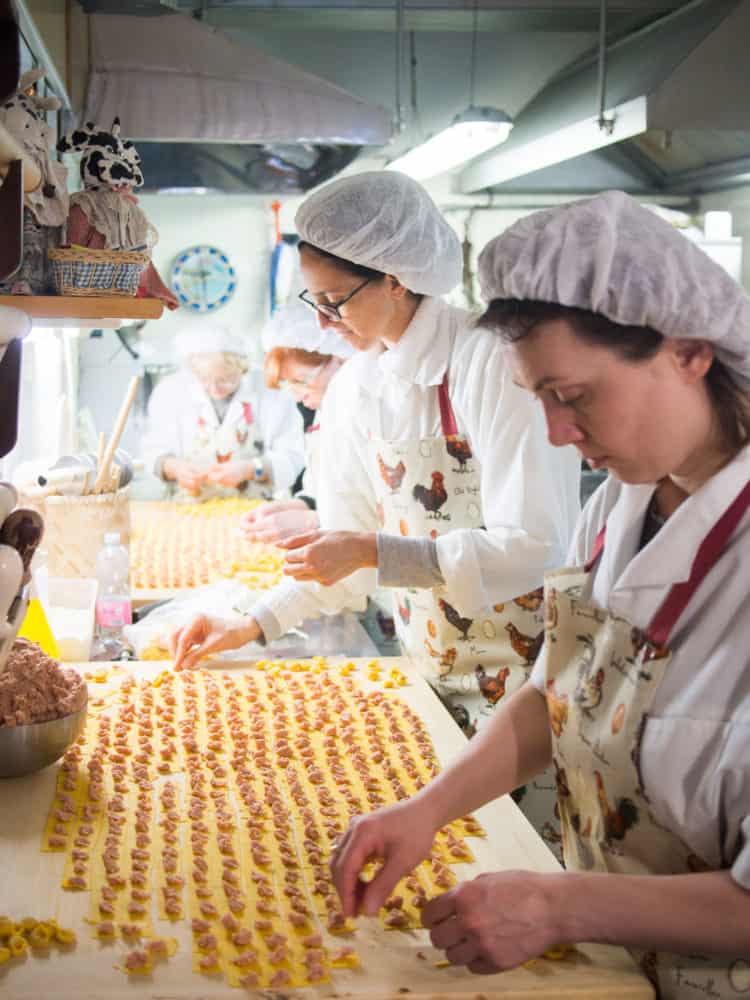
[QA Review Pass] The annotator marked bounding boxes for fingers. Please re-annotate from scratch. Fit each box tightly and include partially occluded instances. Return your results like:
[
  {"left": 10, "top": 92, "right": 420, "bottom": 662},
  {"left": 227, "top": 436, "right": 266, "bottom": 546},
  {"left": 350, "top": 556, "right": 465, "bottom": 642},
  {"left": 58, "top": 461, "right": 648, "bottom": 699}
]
[
  {"left": 445, "top": 937, "right": 482, "bottom": 967},
  {"left": 172, "top": 617, "right": 207, "bottom": 670},
  {"left": 467, "top": 958, "right": 497, "bottom": 976},
  {"left": 428, "top": 913, "right": 463, "bottom": 951},
  {"left": 330, "top": 826, "right": 377, "bottom": 918},
  {"left": 168, "top": 627, "right": 182, "bottom": 658},
  {"left": 277, "top": 530, "right": 321, "bottom": 551},
  {"left": 421, "top": 889, "right": 457, "bottom": 929},
  {"left": 358, "top": 851, "right": 411, "bottom": 917}
]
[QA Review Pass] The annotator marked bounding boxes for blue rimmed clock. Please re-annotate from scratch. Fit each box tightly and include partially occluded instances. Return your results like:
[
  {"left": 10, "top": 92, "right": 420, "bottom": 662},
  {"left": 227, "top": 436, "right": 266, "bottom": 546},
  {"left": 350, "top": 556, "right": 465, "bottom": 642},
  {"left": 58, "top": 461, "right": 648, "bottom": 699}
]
[{"left": 171, "top": 245, "right": 237, "bottom": 313}]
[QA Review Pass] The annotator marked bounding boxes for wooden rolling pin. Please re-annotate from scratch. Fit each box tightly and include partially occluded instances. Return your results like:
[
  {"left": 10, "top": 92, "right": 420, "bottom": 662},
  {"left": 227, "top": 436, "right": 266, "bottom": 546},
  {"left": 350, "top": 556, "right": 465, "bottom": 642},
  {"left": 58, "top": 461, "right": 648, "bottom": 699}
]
[{"left": 93, "top": 376, "right": 140, "bottom": 494}]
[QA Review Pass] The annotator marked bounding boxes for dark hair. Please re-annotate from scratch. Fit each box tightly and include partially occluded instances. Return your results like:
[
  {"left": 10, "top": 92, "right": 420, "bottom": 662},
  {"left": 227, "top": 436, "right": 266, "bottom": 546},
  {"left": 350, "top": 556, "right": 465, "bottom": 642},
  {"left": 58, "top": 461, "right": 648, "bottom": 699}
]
[
  {"left": 297, "top": 241, "right": 384, "bottom": 281},
  {"left": 481, "top": 298, "right": 750, "bottom": 451}
]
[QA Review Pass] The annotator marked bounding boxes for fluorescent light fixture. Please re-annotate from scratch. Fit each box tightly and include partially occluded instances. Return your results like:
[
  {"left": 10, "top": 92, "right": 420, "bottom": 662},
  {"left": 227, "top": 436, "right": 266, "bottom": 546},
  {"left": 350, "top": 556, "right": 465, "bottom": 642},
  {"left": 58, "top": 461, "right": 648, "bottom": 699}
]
[
  {"left": 387, "top": 106, "right": 513, "bottom": 182},
  {"left": 459, "top": 96, "right": 648, "bottom": 193}
]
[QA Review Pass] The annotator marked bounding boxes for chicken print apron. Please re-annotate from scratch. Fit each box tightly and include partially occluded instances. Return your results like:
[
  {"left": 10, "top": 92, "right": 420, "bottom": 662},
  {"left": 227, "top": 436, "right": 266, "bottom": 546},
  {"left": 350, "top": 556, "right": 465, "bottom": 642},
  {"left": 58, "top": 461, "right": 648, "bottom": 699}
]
[
  {"left": 178, "top": 399, "right": 270, "bottom": 502},
  {"left": 543, "top": 479, "right": 750, "bottom": 999},
  {"left": 369, "top": 373, "right": 561, "bottom": 851}
]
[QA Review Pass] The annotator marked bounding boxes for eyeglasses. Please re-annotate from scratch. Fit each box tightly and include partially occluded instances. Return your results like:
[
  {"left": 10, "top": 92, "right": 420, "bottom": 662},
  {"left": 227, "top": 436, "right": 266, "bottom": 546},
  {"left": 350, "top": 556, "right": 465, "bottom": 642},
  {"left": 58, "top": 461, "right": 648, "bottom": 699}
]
[
  {"left": 298, "top": 277, "right": 373, "bottom": 320},
  {"left": 279, "top": 360, "right": 327, "bottom": 392}
]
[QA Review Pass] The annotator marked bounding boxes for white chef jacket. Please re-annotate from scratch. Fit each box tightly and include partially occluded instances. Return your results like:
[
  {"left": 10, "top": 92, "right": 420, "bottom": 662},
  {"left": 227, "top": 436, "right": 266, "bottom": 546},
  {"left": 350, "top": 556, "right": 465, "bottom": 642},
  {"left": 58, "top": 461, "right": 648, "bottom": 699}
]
[
  {"left": 251, "top": 296, "right": 581, "bottom": 637},
  {"left": 296, "top": 416, "right": 321, "bottom": 507},
  {"left": 141, "top": 368, "right": 305, "bottom": 499},
  {"left": 531, "top": 442, "right": 750, "bottom": 888}
]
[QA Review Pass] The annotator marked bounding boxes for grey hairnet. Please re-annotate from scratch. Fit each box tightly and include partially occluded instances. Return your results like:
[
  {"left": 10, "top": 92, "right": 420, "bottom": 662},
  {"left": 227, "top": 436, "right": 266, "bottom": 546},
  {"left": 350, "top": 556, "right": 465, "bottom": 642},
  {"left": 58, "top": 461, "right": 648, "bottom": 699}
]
[
  {"left": 478, "top": 190, "right": 750, "bottom": 384},
  {"left": 295, "top": 171, "right": 462, "bottom": 296}
]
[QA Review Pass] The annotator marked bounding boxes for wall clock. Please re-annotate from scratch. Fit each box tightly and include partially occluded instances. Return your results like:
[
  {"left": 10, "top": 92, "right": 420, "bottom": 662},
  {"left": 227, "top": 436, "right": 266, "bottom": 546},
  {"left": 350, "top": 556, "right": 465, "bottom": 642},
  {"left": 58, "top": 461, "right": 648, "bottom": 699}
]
[{"left": 171, "top": 245, "right": 237, "bottom": 313}]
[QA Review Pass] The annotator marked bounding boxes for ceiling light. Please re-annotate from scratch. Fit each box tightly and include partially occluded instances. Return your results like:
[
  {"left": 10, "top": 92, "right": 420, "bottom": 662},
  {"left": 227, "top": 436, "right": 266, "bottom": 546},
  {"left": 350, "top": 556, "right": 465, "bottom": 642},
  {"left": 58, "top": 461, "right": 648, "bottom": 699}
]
[{"left": 387, "top": 106, "right": 513, "bottom": 181}]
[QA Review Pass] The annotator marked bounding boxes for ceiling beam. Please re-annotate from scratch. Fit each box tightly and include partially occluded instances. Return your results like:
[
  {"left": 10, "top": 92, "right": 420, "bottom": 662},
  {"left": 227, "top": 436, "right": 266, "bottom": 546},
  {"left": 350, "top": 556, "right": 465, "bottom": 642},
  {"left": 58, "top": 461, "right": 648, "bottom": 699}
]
[
  {"left": 204, "top": 3, "right": 683, "bottom": 33},
  {"left": 664, "top": 154, "right": 750, "bottom": 194}
]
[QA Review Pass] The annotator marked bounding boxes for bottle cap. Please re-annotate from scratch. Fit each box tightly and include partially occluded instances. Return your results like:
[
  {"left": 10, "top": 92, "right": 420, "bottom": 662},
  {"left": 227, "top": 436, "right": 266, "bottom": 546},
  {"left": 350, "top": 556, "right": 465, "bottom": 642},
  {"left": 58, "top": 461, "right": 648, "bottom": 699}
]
[{"left": 104, "top": 532, "right": 121, "bottom": 546}]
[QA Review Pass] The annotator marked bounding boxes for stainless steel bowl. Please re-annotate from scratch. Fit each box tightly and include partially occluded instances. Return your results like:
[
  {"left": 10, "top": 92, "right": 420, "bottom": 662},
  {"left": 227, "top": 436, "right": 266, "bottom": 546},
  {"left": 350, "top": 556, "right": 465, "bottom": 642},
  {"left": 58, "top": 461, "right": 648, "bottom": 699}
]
[{"left": 0, "top": 701, "right": 87, "bottom": 778}]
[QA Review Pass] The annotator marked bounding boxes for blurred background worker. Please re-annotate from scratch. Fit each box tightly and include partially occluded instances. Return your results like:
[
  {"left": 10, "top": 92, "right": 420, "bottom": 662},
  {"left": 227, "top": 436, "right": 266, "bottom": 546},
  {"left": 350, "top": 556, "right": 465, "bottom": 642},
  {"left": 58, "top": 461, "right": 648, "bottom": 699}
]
[
  {"left": 142, "top": 321, "right": 304, "bottom": 502},
  {"left": 240, "top": 300, "right": 352, "bottom": 544}
]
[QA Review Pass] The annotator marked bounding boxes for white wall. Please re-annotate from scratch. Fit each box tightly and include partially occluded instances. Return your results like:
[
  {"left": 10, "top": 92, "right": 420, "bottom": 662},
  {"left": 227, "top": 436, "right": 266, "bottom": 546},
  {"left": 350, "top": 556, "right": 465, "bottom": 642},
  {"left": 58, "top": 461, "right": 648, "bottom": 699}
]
[
  {"left": 699, "top": 185, "right": 750, "bottom": 292},
  {"left": 136, "top": 192, "right": 296, "bottom": 362}
]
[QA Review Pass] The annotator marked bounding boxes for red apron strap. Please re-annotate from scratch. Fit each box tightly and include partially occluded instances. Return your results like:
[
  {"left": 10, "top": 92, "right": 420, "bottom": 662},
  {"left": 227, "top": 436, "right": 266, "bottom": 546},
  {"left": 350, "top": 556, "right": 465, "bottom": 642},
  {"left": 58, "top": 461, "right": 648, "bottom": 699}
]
[
  {"left": 437, "top": 372, "right": 458, "bottom": 437},
  {"left": 647, "top": 477, "right": 750, "bottom": 648},
  {"left": 584, "top": 525, "right": 607, "bottom": 572}
]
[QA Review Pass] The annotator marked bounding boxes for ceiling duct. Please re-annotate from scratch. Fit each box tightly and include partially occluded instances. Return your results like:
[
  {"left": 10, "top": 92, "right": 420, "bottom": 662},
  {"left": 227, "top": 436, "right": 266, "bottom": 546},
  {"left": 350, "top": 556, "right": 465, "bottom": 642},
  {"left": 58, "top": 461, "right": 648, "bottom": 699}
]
[
  {"left": 79, "top": 11, "right": 391, "bottom": 192},
  {"left": 459, "top": 0, "right": 750, "bottom": 194}
]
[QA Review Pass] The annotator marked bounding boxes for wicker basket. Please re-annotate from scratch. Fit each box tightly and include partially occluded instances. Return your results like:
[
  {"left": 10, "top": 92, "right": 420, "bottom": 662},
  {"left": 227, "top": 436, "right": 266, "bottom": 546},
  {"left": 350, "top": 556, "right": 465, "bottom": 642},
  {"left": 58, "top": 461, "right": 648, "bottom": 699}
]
[
  {"left": 44, "top": 489, "right": 131, "bottom": 579},
  {"left": 48, "top": 247, "right": 150, "bottom": 297}
]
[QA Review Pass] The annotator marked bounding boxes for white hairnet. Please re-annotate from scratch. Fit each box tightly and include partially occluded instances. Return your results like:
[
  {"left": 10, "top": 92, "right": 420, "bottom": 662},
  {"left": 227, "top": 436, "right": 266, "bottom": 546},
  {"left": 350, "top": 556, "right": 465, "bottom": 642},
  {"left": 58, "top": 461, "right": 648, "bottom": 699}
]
[
  {"left": 295, "top": 170, "right": 461, "bottom": 296},
  {"left": 261, "top": 302, "right": 354, "bottom": 358},
  {"left": 176, "top": 321, "right": 248, "bottom": 362},
  {"left": 478, "top": 190, "right": 750, "bottom": 384}
]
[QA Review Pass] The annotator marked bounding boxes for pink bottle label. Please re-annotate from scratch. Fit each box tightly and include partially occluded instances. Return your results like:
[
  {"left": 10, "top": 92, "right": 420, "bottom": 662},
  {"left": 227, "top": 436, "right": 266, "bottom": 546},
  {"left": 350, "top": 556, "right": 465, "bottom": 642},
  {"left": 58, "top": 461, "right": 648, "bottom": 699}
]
[{"left": 96, "top": 598, "right": 132, "bottom": 627}]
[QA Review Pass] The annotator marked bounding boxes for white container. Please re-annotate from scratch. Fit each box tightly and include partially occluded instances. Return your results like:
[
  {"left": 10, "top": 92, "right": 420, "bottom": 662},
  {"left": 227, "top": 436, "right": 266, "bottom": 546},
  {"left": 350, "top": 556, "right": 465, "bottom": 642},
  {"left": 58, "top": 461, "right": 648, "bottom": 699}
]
[{"left": 47, "top": 577, "right": 98, "bottom": 662}]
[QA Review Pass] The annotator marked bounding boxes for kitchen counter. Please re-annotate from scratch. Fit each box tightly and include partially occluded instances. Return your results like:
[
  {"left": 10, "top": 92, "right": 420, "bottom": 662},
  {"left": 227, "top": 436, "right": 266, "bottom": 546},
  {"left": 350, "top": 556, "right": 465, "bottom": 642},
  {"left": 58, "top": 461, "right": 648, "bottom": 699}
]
[{"left": 0, "top": 658, "right": 653, "bottom": 999}]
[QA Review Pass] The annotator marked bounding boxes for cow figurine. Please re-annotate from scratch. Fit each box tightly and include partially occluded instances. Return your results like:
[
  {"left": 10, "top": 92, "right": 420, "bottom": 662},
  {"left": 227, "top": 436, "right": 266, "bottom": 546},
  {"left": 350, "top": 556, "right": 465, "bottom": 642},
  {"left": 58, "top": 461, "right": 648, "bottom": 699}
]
[{"left": 57, "top": 118, "right": 179, "bottom": 309}]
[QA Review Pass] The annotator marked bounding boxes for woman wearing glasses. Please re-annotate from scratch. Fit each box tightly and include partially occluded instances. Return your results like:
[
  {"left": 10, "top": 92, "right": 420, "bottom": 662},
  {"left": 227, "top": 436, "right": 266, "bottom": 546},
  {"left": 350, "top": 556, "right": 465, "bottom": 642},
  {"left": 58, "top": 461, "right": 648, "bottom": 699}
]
[
  {"left": 142, "top": 322, "right": 305, "bottom": 502},
  {"left": 239, "top": 300, "right": 353, "bottom": 545},
  {"left": 171, "top": 171, "right": 580, "bottom": 846}
]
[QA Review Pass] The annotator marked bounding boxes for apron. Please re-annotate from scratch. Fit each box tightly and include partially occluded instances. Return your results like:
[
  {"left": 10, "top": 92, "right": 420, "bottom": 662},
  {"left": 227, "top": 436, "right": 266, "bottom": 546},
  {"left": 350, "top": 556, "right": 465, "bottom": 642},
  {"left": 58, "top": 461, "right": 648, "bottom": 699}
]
[
  {"left": 175, "top": 397, "right": 271, "bottom": 503},
  {"left": 544, "top": 479, "right": 750, "bottom": 999},
  {"left": 369, "top": 373, "right": 560, "bottom": 851}
]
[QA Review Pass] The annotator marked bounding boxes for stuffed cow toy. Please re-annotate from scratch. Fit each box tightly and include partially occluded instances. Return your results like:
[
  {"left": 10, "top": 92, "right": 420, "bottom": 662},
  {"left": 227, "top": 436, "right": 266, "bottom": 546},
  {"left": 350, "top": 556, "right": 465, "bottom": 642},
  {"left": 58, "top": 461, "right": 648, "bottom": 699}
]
[{"left": 57, "top": 118, "right": 178, "bottom": 309}]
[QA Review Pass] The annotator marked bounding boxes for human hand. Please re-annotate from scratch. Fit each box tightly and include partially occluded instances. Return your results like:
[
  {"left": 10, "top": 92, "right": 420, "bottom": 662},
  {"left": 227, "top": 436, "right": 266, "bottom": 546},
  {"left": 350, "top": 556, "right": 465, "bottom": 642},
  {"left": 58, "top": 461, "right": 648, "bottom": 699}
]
[
  {"left": 281, "top": 530, "right": 377, "bottom": 586},
  {"left": 164, "top": 458, "right": 207, "bottom": 495},
  {"left": 421, "top": 871, "right": 562, "bottom": 974},
  {"left": 329, "top": 798, "right": 439, "bottom": 918},
  {"left": 170, "top": 614, "right": 261, "bottom": 670},
  {"left": 206, "top": 460, "right": 254, "bottom": 488},
  {"left": 240, "top": 502, "right": 318, "bottom": 545}
]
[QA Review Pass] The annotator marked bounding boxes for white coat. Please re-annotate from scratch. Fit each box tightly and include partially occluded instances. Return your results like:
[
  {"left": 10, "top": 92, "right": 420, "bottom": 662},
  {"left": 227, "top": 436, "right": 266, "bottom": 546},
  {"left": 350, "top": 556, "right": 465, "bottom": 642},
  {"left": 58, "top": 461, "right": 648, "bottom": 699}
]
[
  {"left": 251, "top": 296, "right": 582, "bottom": 635},
  {"left": 142, "top": 368, "right": 305, "bottom": 501},
  {"left": 531, "top": 442, "right": 750, "bottom": 889}
]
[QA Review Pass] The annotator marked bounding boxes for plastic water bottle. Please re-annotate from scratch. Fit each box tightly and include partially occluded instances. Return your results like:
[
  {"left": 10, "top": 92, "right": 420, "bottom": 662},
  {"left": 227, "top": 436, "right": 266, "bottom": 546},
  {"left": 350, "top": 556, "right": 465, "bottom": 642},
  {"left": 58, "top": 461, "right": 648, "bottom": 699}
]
[{"left": 91, "top": 532, "right": 132, "bottom": 660}]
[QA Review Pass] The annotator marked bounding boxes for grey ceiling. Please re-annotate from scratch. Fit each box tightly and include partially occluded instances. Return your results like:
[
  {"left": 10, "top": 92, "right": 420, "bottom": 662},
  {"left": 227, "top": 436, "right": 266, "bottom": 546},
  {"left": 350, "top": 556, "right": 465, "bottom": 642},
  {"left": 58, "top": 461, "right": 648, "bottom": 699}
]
[{"left": 76, "top": 1, "right": 750, "bottom": 197}]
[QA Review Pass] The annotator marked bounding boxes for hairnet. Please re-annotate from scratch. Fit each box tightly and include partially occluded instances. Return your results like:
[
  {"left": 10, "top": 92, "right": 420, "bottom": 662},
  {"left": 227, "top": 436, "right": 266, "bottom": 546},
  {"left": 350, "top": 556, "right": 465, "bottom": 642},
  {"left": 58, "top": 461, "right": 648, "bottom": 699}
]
[
  {"left": 295, "top": 170, "right": 462, "bottom": 296},
  {"left": 261, "top": 301, "right": 353, "bottom": 358},
  {"left": 176, "top": 322, "right": 247, "bottom": 362},
  {"left": 478, "top": 190, "right": 750, "bottom": 384}
]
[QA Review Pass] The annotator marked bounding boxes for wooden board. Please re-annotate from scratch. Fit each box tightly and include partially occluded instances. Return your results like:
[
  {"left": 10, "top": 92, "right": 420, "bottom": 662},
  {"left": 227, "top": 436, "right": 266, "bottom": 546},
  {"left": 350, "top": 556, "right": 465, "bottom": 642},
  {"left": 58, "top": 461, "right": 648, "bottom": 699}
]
[
  {"left": 0, "top": 295, "right": 164, "bottom": 322},
  {"left": 0, "top": 658, "right": 653, "bottom": 999}
]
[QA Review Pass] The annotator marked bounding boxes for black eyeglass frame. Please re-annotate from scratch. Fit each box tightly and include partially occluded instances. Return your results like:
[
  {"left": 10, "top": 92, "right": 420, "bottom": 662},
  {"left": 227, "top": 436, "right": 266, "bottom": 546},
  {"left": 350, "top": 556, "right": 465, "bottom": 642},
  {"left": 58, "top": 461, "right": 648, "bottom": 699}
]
[{"left": 298, "top": 277, "right": 374, "bottom": 320}]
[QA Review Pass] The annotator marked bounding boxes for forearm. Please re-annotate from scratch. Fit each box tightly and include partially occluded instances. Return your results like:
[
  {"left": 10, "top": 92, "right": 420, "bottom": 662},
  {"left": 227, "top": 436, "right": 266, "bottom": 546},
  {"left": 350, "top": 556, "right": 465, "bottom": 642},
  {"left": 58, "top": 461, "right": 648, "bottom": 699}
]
[
  {"left": 555, "top": 869, "right": 750, "bottom": 958},
  {"left": 377, "top": 534, "right": 444, "bottom": 589},
  {"left": 417, "top": 684, "right": 552, "bottom": 827},
  {"left": 250, "top": 570, "right": 372, "bottom": 639}
]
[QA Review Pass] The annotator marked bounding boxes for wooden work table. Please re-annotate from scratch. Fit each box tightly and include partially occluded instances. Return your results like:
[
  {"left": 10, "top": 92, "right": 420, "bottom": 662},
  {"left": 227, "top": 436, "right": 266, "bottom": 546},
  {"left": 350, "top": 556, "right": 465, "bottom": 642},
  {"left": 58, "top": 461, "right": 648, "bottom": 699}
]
[{"left": 0, "top": 659, "right": 653, "bottom": 999}]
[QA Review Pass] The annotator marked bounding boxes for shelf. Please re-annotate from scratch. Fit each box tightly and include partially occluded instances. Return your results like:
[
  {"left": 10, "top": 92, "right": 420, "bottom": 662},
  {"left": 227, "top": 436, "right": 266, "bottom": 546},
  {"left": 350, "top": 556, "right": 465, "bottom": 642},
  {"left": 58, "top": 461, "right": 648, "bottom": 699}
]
[{"left": 0, "top": 295, "right": 164, "bottom": 326}]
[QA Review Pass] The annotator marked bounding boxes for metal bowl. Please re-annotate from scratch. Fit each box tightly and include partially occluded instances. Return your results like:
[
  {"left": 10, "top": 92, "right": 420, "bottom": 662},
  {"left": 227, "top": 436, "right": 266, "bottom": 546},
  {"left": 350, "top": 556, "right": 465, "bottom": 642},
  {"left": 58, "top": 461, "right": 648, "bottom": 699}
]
[{"left": 0, "top": 700, "right": 87, "bottom": 778}]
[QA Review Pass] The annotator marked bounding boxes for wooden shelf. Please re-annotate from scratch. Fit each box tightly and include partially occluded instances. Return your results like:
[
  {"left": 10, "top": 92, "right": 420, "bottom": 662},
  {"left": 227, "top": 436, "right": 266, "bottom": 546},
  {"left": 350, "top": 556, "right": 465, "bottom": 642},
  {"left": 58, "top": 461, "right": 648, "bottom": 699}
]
[{"left": 0, "top": 295, "right": 164, "bottom": 325}]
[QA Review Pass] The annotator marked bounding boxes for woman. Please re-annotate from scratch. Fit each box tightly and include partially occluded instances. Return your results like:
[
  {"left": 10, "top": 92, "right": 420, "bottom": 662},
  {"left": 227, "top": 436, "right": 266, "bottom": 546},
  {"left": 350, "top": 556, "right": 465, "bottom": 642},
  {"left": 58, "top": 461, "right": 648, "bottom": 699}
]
[
  {"left": 245, "top": 300, "right": 399, "bottom": 656},
  {"left": 329, "top": 191, "right": 750, "bottom": 999},
  {"left": 240, "top": 300, "right": 352, "bottom": 545},
  {"left": 142, "top": 323, "right": 305, "bottom": 502},
  {"left": 171, "top": 171, "right": 580, "bottom": 843}
]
